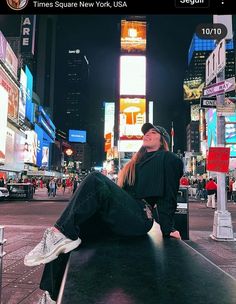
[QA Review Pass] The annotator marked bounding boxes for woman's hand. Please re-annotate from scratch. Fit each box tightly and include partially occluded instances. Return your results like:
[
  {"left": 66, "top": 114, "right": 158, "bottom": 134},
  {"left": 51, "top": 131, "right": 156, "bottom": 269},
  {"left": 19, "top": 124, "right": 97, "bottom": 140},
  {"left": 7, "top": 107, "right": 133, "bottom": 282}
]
[{"left": 170, "top": 230, "right": 181, "bottom": 239}]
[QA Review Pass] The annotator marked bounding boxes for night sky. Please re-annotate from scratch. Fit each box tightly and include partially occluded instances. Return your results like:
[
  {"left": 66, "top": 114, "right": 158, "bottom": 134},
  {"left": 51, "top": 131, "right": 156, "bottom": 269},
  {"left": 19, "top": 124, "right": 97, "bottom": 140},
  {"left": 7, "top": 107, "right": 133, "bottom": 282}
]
[{"left": 0, "top": 14, "right": 212, "bottom": 163}]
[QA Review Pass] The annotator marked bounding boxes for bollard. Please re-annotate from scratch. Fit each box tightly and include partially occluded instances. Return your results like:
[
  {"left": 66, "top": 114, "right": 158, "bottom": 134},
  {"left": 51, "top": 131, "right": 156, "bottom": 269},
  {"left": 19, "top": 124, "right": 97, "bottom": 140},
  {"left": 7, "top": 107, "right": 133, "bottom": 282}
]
[{"left": 0, "top": 226, "right": 6, "bottom": 303}]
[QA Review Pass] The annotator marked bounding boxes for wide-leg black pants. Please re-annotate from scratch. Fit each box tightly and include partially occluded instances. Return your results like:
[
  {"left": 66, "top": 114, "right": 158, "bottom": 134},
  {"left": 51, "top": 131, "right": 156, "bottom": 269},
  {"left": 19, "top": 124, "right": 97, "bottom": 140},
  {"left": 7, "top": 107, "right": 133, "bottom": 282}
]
[{"left": 40, "top": 172, "right": 154, "bottom": 300}]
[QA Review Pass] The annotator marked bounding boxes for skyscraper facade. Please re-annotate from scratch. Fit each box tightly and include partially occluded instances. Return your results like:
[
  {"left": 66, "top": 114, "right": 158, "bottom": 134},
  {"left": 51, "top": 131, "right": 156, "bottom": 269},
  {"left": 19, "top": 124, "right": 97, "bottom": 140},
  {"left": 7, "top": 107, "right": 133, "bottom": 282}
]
[{"left": 60, "top": 48, "right": 89, "bottom": 133}]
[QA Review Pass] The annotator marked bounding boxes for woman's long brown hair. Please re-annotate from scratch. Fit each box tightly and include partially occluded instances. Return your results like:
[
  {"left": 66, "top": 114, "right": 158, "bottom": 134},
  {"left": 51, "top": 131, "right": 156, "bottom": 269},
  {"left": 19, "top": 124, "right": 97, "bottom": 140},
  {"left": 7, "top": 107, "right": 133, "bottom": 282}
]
[{"left": 117, "top": 136, "right": 169, "bottom": 187}]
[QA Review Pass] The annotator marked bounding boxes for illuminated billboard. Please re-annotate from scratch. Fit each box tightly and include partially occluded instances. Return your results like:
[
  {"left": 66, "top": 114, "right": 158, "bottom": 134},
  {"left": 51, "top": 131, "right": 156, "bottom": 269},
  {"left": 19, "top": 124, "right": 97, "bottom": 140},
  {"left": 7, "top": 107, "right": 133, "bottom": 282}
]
[
  {"left": 104, "top": 102, "right": 115, "bottom": 152},
  {"left": 206, "top": 109, "right": 217, "bottom": 149},
  {"left": 191, "top": 104, "right": 200, "bottom": 121},
  {"left": 206, "top": 109, "right": 236, "bottom": 157},
  {"left": 5, "top": 128, "right": 15, "bottom": 168},
  {"left": 25, "top": 66, "right": 34, "bottom": 123},
  {"left": 105, "top": 133, "right": 112, "bottom": 152},
  {"left": 0, "top": 32, "right": 18, "bottom": 77},
  {"left": 0, "top": 31, "right": 7, "bottom": 61},
  {"left": 119, "top": 97, "right": 146, "bottom": 140},
  {"left": 104, "top": 102, "right": 115, "bottom": 136},
  {"left": 24, "top": 130, "right": 37, "bottom": 165},
  {"left": 118, "top": 139, "right": 143, "bottom": 153},
  {"left": 0, "top": 66, "right": 19, "bottom": 120},
  {"left": 42, "top": 146, "right": 49, "bottom": 167},
  {"left": 19, "top": 69, "right": 27, "bottom": 122},
  {"left": 121, "top": 20, "right": 146, "bottom": 53},
  {"left": 225, "top": 115, "right": 236, "bottom": 157},
  {"left": 0, "top": 87, "right": 8, "bottom": 164},
  {"left": 183, "top": 78, "right": 204, "bottom": 101},
  {"left": 5, "top": 43, "right": 18, "bottom": 77},
  {"left": 20, "top": 16, "right": 36, "bottom": 56},
  {"left": 69, "top": 130, "right": 86, "bottom": 143},
  {"left": 35, "top": 124, "right": 43, "bottom": 167},
  {"left": 120, "top": 56, "right": 146, "bottom": 96}
]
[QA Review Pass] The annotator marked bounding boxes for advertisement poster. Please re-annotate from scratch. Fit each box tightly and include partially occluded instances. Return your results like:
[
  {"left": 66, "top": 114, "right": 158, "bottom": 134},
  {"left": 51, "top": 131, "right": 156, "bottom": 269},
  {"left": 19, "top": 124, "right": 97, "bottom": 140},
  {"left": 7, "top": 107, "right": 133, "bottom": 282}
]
[
  {"left": 35, "top": 124, "right": 43, "bottom": 167},
  {"left": 120, "top": 55, "right": 146, "bottom": 96},
  {"left": 24, "top": 130, "right": 37, "bottom": 164},
  {"left": 5, "top": 127, "right": 15, "bottom": 166},
  {"left": 183, "top": 78, "right": 204, "bottom": 101},
  {"left": 42, "top": 146, "right": 49, "bottom": 167},
  {"left": 0, "top": 86, "right": 8, "bottom": 164},
  {"left": 121, "top": 20, "right": 146, "bottom": 54},
  {"left": 25, "top": 65, "right": 34, "bottom": 123},
  {"left": 0, "top": 66, "right": 19, "bottom": 120},
  {"left": 18, "top": 68, "right": 27, "bottom": 122},
  {"left": 5, "top": 42, "right": 18, "bottom": 77},
  {"left": 119, "top": 97, "right": 146, "bottom": 140}
]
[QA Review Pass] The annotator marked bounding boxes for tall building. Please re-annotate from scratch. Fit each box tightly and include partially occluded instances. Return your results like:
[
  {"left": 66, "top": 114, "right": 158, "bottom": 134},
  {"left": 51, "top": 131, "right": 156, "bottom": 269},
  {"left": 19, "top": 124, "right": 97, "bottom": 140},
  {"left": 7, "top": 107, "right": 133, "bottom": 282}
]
[
  {"left": 186, "top": 121, "right": 200, "bottom": 152},
  {"left": 53, "top": 48, "right": 91, "bottom": 171},
  {"left": 35, "top": 16, "right": 57, "bottom": 116},
  {"left": 61, "top": 48, "right": 90, "bottom": 133}
]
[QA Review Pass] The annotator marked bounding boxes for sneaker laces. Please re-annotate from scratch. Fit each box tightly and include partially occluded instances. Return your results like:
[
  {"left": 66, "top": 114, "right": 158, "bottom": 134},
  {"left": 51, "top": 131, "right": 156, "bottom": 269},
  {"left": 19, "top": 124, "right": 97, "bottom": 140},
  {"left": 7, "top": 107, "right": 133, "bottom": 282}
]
[{"left": 31, "top": 227, "right": 62, "bottom": 256}]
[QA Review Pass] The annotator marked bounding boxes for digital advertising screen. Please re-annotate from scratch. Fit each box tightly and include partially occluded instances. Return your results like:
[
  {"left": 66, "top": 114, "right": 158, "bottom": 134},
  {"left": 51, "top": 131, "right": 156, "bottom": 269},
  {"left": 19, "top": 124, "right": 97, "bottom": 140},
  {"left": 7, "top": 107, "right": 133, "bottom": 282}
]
[
  {"left": 183, "top": 78, "right": 205, "bottom": 101},
  {"left": 25, "top": 65, "right": 34, "bottom": 123},
  {"left": 120, "top": 55, "right": 146, "bottom": 96},
  {"left": 0, "top": 66, "right": 19, "bottom": 120},
  {"left": 19, "top": 68, "right": 27, "bottom": 122},
  {"left": 121, "top": 20, "right": 146, "bottom": 54},
  {"left": 225, "top": 115, "right": 236, "bottom": 157},
  {"left": 69, "top": 130, "right": 87, "bottom": 143},
  {"left": 35, "top": 124, "right": 44, "bottom": 167},
  {"left": 42, "top": 145, "right": 49, "bottom": 167},
  {"left": 0, "top": 86, "right": 8, "bottom": 164},
  {"left": 119, "top": 97, "right": 146, "bottom": 140},
  {"left": 24, "top": 130, "right": 37, "bottom": 165},
  {"left": 206, "top": 109, "right": 236, "bottom": 157}
]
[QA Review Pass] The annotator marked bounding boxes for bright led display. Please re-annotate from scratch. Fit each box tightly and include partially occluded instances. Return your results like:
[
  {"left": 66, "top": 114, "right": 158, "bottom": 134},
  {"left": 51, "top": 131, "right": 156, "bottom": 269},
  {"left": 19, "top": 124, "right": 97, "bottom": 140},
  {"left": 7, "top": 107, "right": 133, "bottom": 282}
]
[
  {"left": 121, "top": 20, "right": 146, "bottom": 53},
  {"left": 119, "top": 97, "right": 146, "bottom": 140},
  {"left": 69, "top": 130, "right": 86, "bottom": 143},
  {"left": 118, "top": 139, "right": 143, "bottom": 152},
  {"left": 120, "top": 56, "right": 146, "bottom": 96}
]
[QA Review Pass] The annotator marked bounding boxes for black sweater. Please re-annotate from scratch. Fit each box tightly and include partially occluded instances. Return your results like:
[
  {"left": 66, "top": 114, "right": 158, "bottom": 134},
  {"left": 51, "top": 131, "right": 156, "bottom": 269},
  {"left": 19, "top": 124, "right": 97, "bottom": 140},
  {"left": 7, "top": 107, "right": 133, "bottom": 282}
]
[{"left": 124, "top": 150, "right": 183, "bottom": 207}]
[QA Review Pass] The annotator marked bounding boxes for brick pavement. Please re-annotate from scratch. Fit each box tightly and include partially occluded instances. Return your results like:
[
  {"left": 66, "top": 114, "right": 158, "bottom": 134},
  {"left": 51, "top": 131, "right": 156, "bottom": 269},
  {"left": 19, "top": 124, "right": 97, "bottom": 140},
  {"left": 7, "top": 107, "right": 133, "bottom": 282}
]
[{"left": 0, "top": 193, "right": 236, "bottom": 304}]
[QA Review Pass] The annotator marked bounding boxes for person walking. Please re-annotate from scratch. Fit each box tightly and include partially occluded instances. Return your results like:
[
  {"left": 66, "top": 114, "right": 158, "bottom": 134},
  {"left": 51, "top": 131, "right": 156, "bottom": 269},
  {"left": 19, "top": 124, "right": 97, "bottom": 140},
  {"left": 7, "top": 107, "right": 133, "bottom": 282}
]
[
  {"left": 62, "top": 179, "right": 66, "bottom": 194},
  {"left": 232, "top": 179, "right": 236, "bottom": 203},
  {"left": 72, "top": 176, "right": 79, "bottom": 193},
  {"left": 24, "top": 123, "right": 183, "bottom": 304},
  {"left": 48, "top": 178, "right": 56, "bottom": 197},
  {"left": 205, "top": 177, "right": 217, "bottom": 209}
]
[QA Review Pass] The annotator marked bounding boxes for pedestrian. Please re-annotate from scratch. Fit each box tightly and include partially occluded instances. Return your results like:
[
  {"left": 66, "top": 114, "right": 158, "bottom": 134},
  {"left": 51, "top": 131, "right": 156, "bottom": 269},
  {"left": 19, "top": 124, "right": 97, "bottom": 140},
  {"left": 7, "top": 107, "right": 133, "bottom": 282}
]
[
  {"left": 24, "top": 122, "right": 183, "bottom": 303},
  {"left": 62, "top": 179, "right": 66, "bottom": 194},
  {"left": 48, "top": 178, "right": 56, "bottom": 197},
  {"left": 205, "top": 177, "right": 217, "bottom": 209},
  {"left": 72, "top": 177, "right": 78, "bottom": 193},
  {"left": 46, "top": 180, "right": 50, "bottom": 197},
  {"left": 232, "top": 179, "right": 236, "bottom": 203},
  {"left": 180, "top": 175, "right": 190, "bottom": 186},
  {"left": 0, "top": 177, "right": 4, "bottom": 187},
  {"left": 228, "top": 177, "right": 234, "bottom": 201}
]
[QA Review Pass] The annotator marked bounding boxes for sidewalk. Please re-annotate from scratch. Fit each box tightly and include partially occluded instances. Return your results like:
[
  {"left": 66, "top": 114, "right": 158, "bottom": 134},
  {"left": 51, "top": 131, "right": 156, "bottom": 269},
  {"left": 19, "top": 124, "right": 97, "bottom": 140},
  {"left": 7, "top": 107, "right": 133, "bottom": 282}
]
[
  {"left": 32, "top": 187, "right": 73, "bottom": 201},
  {"left": 0, "top": 199, "right": 236, "bottom": 303}
]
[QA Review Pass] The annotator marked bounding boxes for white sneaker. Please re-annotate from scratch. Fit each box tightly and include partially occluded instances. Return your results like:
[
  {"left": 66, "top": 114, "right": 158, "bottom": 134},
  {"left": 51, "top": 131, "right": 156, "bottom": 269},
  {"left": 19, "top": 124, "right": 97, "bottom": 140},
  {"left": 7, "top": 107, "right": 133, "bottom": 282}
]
[
  {"left": 38, "top": 291, "right": 56, "bottom": 304},
  {"left": 24, "top": 227, "right": 81, "bottom": 266}
]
